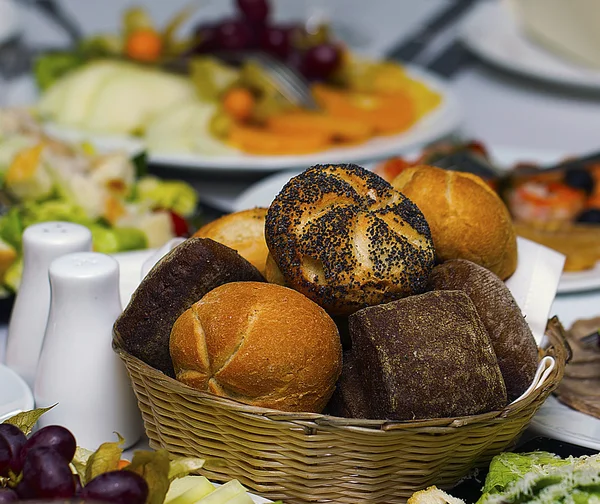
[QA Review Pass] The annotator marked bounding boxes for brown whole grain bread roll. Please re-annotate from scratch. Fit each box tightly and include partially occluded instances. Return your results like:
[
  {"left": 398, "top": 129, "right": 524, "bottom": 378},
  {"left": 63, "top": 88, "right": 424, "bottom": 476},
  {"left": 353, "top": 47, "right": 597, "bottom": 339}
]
[
  {"left": 193, "top": 207, "right": 269, "bottom": 275},
  {"left": 265, "top": 163, "right": 435, "bottom": 315},
  {"left": 348, "top": 290, "right": 507, "bottom": 420},
  {"left": 169, "top": 282, "right": 342, "bottom": 412},
  {"left": 428, "top": 259, "right": 538, "bottom": 401},
  {"left": 391, "top": 165, "right": 518, "bottom": 279},
  {"left": 113, "top": 238, "right": 265, "bottom": 377}
]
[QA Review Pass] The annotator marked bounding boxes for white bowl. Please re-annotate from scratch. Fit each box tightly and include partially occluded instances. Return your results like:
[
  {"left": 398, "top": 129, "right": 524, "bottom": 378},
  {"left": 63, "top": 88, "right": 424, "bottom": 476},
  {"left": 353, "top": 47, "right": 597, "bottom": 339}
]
[{"left": 0, "top": 363, "right": 34, "bottom": 422}]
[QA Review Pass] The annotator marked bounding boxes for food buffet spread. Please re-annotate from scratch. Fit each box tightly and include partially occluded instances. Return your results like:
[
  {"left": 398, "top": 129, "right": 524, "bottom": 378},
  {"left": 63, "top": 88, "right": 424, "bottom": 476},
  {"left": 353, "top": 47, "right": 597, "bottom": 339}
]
[{"left": 0, "top": 0, "right": 599, "bottom": 503}]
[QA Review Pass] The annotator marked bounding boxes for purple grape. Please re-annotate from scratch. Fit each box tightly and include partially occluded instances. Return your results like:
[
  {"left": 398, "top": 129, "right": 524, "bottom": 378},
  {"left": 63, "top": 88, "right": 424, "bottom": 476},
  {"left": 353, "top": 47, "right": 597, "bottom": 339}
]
[
  {"left": 216, "top": 19, "right": 255, "bottom": 51},
  {"left": 21, "top": 425, "right": 76, "bottom": 464},
  {"left": 81, "top": 470, "right": 148, "bottom": 504},
  {"left": 260, "top": 25, "right": 292, "bottom": 59},
  {"left": 193, "top": 23, "right": 219, "bottom": 53},
  {"left": 0, "top": 436, "right": 10, "bottom": 477},
  {"left": 14, "top": 479, "right": 35, "bottom": 500},
  {"left": 0, "top": 424, "right": 26, "bottom": 474},
  {"left": 0, "top": 488, "right": 18, "bottom": 503},
  {"left": 21, "top": 447, "right": 76, "bottom": 499},
  {"left": 236, "top": 0, "right": 269, "bottom": 23},
  {"left": 300, "top": 43, "right": 342, "bottom": 80}
]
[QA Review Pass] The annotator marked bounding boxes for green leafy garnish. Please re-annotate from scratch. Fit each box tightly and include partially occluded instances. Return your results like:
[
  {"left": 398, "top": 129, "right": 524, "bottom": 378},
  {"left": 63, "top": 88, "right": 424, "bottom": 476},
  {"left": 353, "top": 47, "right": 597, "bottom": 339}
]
[
  {"left": 2, "top": 405, "right": 55, "bottom": 435},
  {"left": 126, "top": 449, "right": 172, "bottom": 504},
  {"left": 84, "top": 433, "right": 125, "bottom": 484},
  {"left": 168, "top": 457, "right": 206, "bottom": 480}
]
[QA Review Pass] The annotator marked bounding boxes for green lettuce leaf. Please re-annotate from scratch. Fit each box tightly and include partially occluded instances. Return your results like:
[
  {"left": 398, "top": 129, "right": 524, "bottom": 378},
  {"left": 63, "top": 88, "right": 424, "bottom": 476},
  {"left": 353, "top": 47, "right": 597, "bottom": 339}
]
[{"left": 477, "top": 452, "right": 600, "bottom": 504}]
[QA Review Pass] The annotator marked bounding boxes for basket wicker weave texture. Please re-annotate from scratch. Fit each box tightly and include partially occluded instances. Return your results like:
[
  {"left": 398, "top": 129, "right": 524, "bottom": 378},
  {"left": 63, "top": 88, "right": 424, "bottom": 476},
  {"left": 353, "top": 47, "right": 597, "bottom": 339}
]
[{"left": 113, "top": 317, "right": 569, "bottom": 504}]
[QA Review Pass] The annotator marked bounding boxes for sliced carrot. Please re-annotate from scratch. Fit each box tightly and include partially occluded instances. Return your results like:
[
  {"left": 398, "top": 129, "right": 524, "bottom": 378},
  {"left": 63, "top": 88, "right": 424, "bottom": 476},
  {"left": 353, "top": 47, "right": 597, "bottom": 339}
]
[
  {"left": 125, "top": 29, "right": 162, "bottom": 62},
  {"left": 266, "top": 111, "right": 372, "bottom": 143},
  {"left": 312, "top": 84, "right": 416, "bottom": 135},
  {"left": 228, "top": 125, "right": 331, "bottom": 155},
  {"left": 222, "top": 87, "right": 255, "bottom": 122}
]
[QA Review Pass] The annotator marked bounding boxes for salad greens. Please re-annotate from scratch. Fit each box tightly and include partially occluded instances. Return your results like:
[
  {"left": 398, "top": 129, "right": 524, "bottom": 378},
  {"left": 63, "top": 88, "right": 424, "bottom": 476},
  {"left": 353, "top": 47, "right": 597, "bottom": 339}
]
[
  {"left": 476, "top": 451, "right": 600, "bottom": 503},
  {"left": 0, "top": 109, "right": 198, "bottom": 292}
]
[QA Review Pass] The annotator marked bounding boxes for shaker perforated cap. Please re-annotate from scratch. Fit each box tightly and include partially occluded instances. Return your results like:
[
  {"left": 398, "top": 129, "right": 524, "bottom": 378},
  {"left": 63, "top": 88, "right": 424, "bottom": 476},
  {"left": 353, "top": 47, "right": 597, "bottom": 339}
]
[{"left": 22, "top": 221, "right": 92, "bottom": 253}]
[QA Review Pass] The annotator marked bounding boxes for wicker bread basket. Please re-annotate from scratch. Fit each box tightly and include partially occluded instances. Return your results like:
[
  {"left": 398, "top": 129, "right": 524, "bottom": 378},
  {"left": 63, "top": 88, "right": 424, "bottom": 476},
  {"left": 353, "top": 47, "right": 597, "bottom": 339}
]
[{"left": 113, "top": 317, "right": 569, "bottom": 504}]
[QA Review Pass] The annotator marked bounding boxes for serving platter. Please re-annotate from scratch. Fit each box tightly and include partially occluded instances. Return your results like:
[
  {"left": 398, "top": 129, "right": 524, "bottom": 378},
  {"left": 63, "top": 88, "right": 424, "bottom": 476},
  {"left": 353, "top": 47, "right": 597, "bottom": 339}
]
[
  {"left": 44, "top": 65, "right": 461, "bottom": 174},
  {"left": 460, "top": 1, "right": 600, "bottom": 91},
  {"left": 232, "top": 145, "right": 600, "bottom": 294},
  {"left": 0, "top": 363, "right": 34, "bottom": 422}
]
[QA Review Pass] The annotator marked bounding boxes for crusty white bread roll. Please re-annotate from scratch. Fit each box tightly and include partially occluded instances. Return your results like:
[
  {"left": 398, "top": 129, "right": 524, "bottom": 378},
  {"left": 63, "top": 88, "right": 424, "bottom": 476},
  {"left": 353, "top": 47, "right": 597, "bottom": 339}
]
[
  {"left": 265, "top": 164, "right": 435, "bottom": 315},
  {"left": 407, "top": 486, "right": 465, "bottom": 504},
  {"left": 264, "top": 252, "right": 287, "bottom": 286},
  {"left": 193, "top": 208, "right": 269, "bottom": 275},
  {"left": 169, "top": 281, "right": 342, "bottom": 413},
  {"left": 391, "top": 165, "right": 518, "bottom": 280}
]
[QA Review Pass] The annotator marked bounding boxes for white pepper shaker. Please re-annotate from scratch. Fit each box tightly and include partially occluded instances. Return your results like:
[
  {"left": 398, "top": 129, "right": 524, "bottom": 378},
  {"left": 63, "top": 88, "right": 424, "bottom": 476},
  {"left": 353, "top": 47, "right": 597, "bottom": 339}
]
[
  {"left": 5, "top": 222, "right": 92, "bottom": 388},
  {"left": 34, "top": 252, "right": 142, "bottom": 450}
]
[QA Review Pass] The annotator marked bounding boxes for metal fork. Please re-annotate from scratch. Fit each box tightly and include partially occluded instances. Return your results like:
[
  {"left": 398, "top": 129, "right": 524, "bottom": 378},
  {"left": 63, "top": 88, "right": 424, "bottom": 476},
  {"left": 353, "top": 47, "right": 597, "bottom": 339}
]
[
  {"left": 210, "top": 50, "right": 319, "bottom": 110},
  {"left": 248, "top": 52, "right": 319, "bottom": 110}
]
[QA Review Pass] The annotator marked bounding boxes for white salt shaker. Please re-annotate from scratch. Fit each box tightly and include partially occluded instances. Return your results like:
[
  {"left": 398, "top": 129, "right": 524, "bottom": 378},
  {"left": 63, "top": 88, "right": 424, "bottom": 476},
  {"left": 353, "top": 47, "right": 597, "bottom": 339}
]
[
  {"left": 5, "top": 222, "right": 92, "bottom": 388},
  {"left": 34, "top": 252, "right": 142, "bottom": 450}
]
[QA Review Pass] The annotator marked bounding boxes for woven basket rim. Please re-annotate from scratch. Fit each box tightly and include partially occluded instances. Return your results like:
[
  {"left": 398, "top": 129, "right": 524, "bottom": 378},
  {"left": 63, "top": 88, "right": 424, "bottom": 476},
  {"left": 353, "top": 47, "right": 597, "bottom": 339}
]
[{"left": 112, "top": 316, "right": 568, "bottom": 431}]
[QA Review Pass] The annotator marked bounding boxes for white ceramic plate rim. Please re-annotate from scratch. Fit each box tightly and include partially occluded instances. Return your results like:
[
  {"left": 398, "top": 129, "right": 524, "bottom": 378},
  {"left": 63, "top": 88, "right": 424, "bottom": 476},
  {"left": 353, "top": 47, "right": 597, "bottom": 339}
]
[
  {"left": 0, "top": 0, "right": 20, "bottom": 46},
  {"left": 44, "top": 64, "right": 461, "bottom": 173},
  {"left": 529, "top": 395, "right": 600, "bottom": 451},
  {"left": 0, "top": 363, "right": 34, "bottom": 422},
  {"left": 459, "top": 1, "right": 600, "bottom": 91},
  {"left": 232, "top": 145, "right": 600, "bottom": 294}
]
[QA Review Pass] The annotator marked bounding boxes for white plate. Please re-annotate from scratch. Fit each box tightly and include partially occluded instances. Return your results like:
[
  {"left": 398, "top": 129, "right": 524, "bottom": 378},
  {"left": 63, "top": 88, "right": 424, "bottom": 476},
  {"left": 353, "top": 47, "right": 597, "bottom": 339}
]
[
  {"left": 460, "top": 1, "right": 600, "bottom": 91},
  {"left": 232, "top": 145, "right": 600, "bottom": 294},
  {"left": 45, "top": 65, "right": 461, "bottom": 173},
  {"left": 530, "top": 395, "right": 600, "bottom": 451},
  {"left": 0, "top": 363, "right": 34, "bottom": 422},
  {"left": 0, "top": 0, "right": 20, "bottom": 46}
]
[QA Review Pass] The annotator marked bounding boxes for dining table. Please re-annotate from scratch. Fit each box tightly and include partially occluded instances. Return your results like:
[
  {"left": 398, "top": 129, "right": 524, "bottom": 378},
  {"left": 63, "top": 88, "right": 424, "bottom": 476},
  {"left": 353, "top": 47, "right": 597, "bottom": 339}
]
[{"left": 1, "top": 0, "right": 600, "bottom": 501}]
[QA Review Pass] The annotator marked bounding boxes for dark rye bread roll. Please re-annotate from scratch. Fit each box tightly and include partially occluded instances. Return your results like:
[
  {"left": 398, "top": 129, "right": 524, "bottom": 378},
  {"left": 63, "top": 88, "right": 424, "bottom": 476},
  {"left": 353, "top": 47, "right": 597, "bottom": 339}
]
[
  {"left": 326, "top": 352, "right": 370, "bottom": 418},
  {"left": 348, "top": 290, "right": 507, "bottom": 420},
  {"left": 428, "top": 259, "right": 538, "bottom": 401},
  {"left": 114, "top": 238, "right": 265, "bottom": 376},
  {"left": 265, "top": 164, "right": 435, "bottom": 316}
]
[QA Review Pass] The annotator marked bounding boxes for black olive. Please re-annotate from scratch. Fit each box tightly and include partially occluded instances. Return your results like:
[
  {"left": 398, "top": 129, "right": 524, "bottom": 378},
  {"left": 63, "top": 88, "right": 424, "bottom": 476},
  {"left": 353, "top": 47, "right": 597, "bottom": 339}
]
[
  {"left": 564, "top": 166, "right": 595, "bottom": 194},
  {"left": 576, "top": 208, "right": 600, "bottom": 224}
]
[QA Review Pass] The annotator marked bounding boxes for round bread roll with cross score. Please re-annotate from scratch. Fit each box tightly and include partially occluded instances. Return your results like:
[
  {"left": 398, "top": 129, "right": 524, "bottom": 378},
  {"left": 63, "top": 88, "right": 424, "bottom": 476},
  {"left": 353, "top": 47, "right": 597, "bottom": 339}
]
[
  {"left": 264, "top": 163, "right": 436, "bottom": 315},
  {"left": 169, "top": 281, "right": 343, "bottom": 413},
  {"left": 391, "top": 164, "right": 518, "bottom": 280}
]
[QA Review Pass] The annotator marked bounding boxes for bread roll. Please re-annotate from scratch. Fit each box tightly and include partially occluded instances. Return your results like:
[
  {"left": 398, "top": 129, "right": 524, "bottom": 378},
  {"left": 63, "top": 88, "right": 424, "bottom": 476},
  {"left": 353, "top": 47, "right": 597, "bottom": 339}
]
[
  {"left": 193, "top": 208, "right": 269, "bottom": 275},
  {"left": 326, "top": 352, "right": 370, "bottom": 418},
  {"left": 264, "top": 252, "right": 287, "bottom": 286},
  {"left": 265, "top": 164, "right": 435, "bottom": 315},
  {"left": 391, "top": 165, "right": 517, "bottom": 279},
  {"left": 169, "top": 281, "right": 342, "bottom": 412},
  {"left": 348, "top": 290, "right": 507, "bottom": 420},
  {"left": 114, "top": 238, "right": 265, "bottom": 376},
  {"left": 428, "top": 259, "right": 538, "bottom": 401}
]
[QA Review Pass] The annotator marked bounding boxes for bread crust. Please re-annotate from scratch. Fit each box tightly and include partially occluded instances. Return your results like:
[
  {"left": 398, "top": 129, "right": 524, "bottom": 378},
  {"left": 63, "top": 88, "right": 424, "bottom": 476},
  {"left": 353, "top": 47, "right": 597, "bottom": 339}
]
[
  {"left": 392, "top": 165, "right": 518, "bottom": 279},
  {"left": 193, "top": 208, "right": 269, "bottom": 275},
  {"left": 114, "top": 238, "right": 265, "bottom": 376},
  {"left": 348, "top": 290, "right": 507, "bottom": 420},
  {"left": 265, "top": 164, "right": 435, "bottom": 315},
  {"left": 428, "top": 259, "right": 538, "bottom": 401},
  {"left": 170, "top": 281, "right": 343, "bottom": 412}
]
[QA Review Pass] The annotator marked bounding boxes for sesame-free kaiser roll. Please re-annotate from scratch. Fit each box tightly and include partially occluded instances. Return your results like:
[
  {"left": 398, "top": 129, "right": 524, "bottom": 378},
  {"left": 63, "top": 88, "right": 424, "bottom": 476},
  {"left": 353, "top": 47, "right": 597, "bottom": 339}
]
[
  {"left": 392, "top": 165, "right": 518, "bottom": 279},
  {"left": 265, "top": 164, "right": 435, "bottom": 315},
  {"left": 169, "top": 282, "right": 342, "bottom": 413}
]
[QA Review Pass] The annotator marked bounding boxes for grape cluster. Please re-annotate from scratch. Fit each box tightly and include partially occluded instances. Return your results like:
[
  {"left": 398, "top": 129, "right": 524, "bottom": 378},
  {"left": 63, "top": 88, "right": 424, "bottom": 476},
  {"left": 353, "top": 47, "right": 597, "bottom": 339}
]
[
  {"left": 193, "top": 0, "right": 342, "bottom": 80},
  {"left": 0, "top": 425, "right": 147, "bottom": 503}
]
